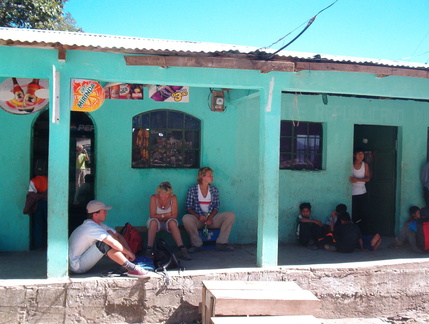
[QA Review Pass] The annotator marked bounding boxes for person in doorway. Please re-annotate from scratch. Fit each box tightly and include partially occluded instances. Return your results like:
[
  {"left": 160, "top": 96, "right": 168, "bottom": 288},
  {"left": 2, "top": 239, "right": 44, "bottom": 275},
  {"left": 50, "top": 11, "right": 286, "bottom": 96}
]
[
  {"left": 73, "top": 173, "right": 94, "bottom": 206},
  {"left": 420, "top": 161, "right": 429, "bottom": 207},
  {"left": 182, "top": 167, "right": 235, "bottom": 252},
  {"left": 76, "top": 145, "right": 90, "bottom": 190},
  {"left": 350, "top": 147, "right": 371, "bottom": 235},
  {"left": 23, "top": 159, "right": 48, "bottom": 250},
  {"left": 68, "top": 200, "right": 149, "bottom": 277},
  {"left": 296, "top": 202, "right": 324, "bottom": 250},
  {"left": 145, "top": 181, "right": 191, "bottom": 260}
]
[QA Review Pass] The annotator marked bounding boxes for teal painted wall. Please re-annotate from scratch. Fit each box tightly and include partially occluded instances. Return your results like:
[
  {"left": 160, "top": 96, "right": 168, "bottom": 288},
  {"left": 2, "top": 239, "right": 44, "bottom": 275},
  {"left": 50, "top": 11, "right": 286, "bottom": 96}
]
[
  {"left": 279, "top": 93, "right": 429, "bottom": 242},
  {"left": 1, "top": 45, "right": 429, "bottom": 258},
  {"left": 90, "top": 86, "right": 241, "bottom": 244},
  {"left": 0, "top": 105, "right": 35, "bottom": 250}
]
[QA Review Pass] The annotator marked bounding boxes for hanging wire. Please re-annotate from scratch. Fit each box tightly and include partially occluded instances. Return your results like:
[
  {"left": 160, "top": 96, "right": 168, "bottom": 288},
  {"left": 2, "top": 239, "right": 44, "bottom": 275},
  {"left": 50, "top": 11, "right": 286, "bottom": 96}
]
[
  {"left": 402, "top": 30, "right": 429, "bottom": 62},
  {"left": 264, "top": 0, "right": 340, "bottom": 61}
]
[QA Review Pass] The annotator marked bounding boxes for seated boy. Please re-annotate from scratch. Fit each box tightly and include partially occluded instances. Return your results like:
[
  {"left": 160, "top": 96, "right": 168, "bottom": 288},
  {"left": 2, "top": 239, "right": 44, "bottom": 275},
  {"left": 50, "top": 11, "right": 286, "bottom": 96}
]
[
  {"left": 393, "top": 206, "right": 420, "bottom": 252},
  {"left": 297, "top": 202, "right": 323, "bottom": 250},
  {"left": 333, "top": 212, "right": 363, "bottom": 253},
  {"left": 323, "top": 203, "right": 347, "bottom": 233}
]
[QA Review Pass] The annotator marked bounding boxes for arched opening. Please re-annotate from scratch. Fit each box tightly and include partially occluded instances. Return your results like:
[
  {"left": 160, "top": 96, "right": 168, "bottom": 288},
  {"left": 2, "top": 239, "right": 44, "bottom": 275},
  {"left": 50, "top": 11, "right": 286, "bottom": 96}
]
[
  {"left": 31, "top": 109, "right": 49, "bottom": 250},
  {"left": 69, "top": 111, "right": 96, "bottom": 234}
]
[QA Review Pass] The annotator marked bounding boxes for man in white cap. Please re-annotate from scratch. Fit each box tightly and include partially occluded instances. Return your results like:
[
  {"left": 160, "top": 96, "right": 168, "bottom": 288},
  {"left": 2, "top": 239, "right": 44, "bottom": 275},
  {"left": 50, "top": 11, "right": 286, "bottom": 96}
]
[{"left": 69, "top": 200, "right": 149, "bottom": 277}]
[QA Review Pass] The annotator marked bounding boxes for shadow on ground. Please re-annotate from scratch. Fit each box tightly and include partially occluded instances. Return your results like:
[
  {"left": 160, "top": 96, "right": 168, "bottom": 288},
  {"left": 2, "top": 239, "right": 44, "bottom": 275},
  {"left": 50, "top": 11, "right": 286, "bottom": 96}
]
[{"left": 1, "top": 236, "right": 428, "bottom": 280}]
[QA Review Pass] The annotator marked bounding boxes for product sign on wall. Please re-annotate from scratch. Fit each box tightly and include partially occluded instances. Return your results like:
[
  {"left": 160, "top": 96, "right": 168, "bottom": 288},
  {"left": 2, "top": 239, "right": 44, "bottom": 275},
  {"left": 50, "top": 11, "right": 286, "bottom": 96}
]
[
  {"left": 0, "top": 78, "right": 49, "bottom": 114},
  {"left": 104, "top": 83, "right": 144, "bottom": 100},
  {"left": 71, "top": 79, "right": 105, "bottom": 112},
  {"left": 148, "top": 85, "right": 189, "bottom": 102}
]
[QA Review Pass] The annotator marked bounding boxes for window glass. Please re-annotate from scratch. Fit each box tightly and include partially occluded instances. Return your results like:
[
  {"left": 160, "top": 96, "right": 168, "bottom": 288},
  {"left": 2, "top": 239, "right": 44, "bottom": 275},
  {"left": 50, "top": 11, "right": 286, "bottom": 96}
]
[
  {"left": 132, "top": 110, "right": 200, "bottom": 168},
  {"left": 280, "top": 121, "right": 323, "bottom": 170}
]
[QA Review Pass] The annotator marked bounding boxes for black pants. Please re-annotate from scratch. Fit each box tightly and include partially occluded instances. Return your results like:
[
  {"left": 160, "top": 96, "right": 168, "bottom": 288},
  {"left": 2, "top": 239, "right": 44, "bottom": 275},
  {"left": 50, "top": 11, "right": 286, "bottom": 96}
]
[
  {"left": 352, "top": 193, "right": 370, "bottom": 235},
  {"left": 299, "top": 222, "right": 323, "bottom": 246}
]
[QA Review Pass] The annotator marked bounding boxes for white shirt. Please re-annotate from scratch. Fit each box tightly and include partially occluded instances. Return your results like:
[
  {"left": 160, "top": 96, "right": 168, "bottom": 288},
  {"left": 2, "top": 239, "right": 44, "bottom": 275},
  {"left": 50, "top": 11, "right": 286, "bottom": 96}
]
[
  {"left": 68, "top": 219, "right": 116, "bottom": 272},
  {"left": 198, "top": 185, "right": 211, "bottom": 214},
  {"left": 352, "top": 162, "right": 367, "bottom": 195}
]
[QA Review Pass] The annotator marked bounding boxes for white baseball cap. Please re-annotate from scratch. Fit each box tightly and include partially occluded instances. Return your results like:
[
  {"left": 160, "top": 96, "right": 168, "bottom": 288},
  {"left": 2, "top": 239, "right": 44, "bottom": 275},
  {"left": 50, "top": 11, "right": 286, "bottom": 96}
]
[{"left": 86, "top": 200, "right": 112, "bottom": 214}]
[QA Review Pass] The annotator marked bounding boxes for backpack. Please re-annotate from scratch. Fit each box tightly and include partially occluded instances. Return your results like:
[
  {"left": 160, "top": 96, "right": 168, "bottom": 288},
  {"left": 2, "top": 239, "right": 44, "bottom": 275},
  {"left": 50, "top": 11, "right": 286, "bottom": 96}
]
[
  {"left": 151, "top": 238, "right": 184, "bottom": 285},
  {"left": 120, "top": 222, "right": 143, "bottom": 255},
  {"left": 416, "top": 219, "right": 429, "bottom": 251},
  {"left": 133, "top": 256, "right": 155, "bottom": 271}
]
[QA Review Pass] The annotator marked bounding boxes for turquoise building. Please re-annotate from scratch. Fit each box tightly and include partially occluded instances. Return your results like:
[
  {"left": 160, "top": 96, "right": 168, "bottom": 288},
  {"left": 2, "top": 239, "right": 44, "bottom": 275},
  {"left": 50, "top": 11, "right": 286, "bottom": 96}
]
[{"left": 0, "top": 27, "right": 428, "bottom": 278}]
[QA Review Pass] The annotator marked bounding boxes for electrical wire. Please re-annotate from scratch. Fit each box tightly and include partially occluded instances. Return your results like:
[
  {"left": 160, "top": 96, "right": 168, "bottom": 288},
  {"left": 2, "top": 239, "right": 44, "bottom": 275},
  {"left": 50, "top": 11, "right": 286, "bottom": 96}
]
[{"left": 264, "top": 0, "right": 340, "bottom": 60}]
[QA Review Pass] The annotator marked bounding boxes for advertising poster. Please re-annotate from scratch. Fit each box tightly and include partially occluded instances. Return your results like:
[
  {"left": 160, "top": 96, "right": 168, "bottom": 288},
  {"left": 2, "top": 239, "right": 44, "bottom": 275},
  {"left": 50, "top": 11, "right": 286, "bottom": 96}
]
[
  {"left": 0, "top": 78, "right": 49, "bottom": 114},
  {"left": 71, "top": 79, "right": 105, "bottom": 112},
  {"left": 104, "top": 83, "right": 144, "bottom": 100},
  {"left": 148, "top": 85, "right": 189, "bottom": 102}
]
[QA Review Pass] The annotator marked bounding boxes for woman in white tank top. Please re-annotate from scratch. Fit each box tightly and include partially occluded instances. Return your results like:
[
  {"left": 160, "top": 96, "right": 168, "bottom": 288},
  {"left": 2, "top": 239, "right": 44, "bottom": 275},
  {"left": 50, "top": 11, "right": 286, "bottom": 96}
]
[
  {"left": 350, "top": 147, "right": 371, "bottom": 235},
  {"left": 145, "top": 181, "right": 191, "bottom": 260}
]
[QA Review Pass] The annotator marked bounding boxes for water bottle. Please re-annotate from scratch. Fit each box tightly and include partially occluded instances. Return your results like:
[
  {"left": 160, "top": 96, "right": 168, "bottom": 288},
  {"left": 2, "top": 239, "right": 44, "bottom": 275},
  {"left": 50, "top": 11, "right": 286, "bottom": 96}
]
[{"left": 203, "top": 225, "right": 208, "bottom": 237}]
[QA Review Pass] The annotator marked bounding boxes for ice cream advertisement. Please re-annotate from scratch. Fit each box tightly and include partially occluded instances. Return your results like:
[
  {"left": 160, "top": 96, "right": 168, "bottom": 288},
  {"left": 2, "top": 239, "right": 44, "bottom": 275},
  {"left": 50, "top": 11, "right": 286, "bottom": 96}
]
[{"left": 0, "top": 78, "right": 49, "bottom": 114}]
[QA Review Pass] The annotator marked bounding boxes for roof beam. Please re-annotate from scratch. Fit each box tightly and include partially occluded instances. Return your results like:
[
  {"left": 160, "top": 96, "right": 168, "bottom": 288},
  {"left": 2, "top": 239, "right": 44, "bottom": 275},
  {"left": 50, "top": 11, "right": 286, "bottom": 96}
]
[
  {"left": 124, "top": 55, "right": 295, "bottom": 73},
  {"left": 295, "top": 62, "right": 429, "bottom": 79}
]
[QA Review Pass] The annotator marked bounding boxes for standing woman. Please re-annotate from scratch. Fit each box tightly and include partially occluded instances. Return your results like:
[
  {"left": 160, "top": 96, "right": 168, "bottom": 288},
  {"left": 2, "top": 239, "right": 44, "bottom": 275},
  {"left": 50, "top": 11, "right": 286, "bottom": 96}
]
[
  {"left": 350, "top": 147, "right": 371, "bottom": 235},
  {"left": 146, "top": 181, "right": 191, "bottom": 260}
]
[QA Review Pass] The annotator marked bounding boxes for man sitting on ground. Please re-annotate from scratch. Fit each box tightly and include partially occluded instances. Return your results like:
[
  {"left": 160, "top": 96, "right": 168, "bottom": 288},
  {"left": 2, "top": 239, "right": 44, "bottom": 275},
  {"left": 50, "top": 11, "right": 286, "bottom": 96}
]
[{"left": 68, "top": 200, "right": 149, "bottom": 277}]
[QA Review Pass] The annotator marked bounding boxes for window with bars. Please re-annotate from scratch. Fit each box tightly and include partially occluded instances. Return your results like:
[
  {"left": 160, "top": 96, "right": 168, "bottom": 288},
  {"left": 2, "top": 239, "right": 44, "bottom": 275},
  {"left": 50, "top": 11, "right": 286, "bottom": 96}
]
[
  {"left": 280, "top": 121, "right": 323, "bottom": 170},
  {"left": 132, "top": 110, "right": 201, "bottom": 168}
]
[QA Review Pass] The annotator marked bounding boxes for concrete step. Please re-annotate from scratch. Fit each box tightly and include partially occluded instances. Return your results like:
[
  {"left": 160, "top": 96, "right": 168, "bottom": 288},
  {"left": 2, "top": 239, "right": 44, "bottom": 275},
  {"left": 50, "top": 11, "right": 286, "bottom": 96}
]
[{"left": 202, "top": 280, "right": 320, "bottom": 324}]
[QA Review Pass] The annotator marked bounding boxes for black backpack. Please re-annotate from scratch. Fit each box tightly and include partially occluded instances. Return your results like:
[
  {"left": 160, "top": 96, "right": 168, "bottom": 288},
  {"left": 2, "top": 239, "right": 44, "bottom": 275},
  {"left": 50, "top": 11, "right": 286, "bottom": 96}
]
[{"left": 152, "top": 238, "right": 184, "bottom": 284}]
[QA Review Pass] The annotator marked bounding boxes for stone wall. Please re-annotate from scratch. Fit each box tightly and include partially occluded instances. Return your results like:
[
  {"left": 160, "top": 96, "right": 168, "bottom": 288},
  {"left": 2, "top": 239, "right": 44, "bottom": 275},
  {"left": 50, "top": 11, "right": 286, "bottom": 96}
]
[{"left": 1, "top": 261, "right": 429, "bottom": 323}]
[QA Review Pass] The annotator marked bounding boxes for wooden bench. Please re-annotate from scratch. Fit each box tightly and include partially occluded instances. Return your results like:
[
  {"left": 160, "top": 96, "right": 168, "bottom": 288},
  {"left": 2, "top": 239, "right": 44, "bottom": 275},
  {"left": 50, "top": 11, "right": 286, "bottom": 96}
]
[
  {"left": 202, "top": 281, "right": 320, "bottom": 324},
  {"left": 115, "top": 225, "right": 190, "bottom": 247}
]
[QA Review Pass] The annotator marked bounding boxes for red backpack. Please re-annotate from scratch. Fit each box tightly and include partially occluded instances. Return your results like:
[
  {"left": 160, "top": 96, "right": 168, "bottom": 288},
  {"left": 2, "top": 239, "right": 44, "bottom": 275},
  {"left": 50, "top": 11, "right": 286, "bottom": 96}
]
[{"left": 120, "top": 223, "right": 143, "bottom": 254}]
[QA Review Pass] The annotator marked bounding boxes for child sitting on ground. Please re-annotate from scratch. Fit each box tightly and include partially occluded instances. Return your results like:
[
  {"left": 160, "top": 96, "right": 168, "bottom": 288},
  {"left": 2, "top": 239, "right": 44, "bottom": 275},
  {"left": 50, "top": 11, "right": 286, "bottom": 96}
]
[
  {"left": 323, "top": 203, "right": 347, "bottom": 233},
  {"left": 332, "top": 212, "right": 363, "bottom": 253},
  {"left": 297, "top": 202, "right": 324, "bottom": 250},
  {"left": 392, "top": 206, "right": 420, "bottom": 252},
  {"left": 326, "top": 212, "right": 381, "bottom": 252}
]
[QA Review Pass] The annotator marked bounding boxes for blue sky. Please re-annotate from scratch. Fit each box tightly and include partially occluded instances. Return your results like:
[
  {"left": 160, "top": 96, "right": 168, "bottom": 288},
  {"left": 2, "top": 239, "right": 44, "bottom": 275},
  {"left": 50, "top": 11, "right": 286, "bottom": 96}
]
[{"left": 65, "top": 0, "right": 429, "bottom": 64}]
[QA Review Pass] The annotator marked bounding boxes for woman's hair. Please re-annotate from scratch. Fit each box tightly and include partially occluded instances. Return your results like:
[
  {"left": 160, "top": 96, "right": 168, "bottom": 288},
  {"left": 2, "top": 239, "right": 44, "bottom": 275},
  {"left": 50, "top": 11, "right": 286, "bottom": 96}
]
[
  {"left": 299, "top": 202, "right": 311, "bottom": 211},
  {"left": 155, "top": 181, "right": 174, "bottom": 195},
  {"left": 197, "top": 167, "right": 213, "bottom": 184}
]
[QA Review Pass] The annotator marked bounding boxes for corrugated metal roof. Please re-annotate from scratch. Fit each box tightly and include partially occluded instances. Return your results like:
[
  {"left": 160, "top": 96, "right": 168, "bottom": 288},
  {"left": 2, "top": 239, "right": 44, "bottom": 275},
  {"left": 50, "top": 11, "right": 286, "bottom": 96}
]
[{"left": 0, "top": 27, "right": 428, "bottom": 70}]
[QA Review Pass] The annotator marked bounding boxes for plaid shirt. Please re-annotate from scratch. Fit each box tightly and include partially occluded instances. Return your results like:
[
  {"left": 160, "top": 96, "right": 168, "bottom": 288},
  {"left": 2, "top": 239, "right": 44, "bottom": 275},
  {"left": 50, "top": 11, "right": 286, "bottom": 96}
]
[{"left": 186, "top": 184, "right": 220, "bottom": 215}]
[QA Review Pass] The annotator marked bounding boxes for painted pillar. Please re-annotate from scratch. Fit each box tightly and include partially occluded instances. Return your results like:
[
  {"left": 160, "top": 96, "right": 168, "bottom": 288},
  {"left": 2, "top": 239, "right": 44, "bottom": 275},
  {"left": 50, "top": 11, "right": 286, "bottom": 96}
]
[
  {"left": 47, "top": 66, "right": 70, "bottom": 278},
  {"left": 257, "top": 76, "right": 281, "bottom": 267}
]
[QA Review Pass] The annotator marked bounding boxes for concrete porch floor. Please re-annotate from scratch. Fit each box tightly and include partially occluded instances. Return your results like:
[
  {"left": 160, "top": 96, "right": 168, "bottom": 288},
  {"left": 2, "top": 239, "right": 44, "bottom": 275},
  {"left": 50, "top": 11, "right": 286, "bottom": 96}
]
[
  {"left": 0, "top": 236, "right": 428, "bottom": 280},
  {"left": 1, "top": 237, "right": 429, "bottom": 323}
]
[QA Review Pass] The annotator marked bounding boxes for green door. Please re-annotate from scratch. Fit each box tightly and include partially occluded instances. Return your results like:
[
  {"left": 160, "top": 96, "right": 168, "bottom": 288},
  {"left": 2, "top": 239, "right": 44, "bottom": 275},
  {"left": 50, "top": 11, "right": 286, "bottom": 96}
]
[{"left": 354, "top": 125, "right": 397, "bottom": 236}]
